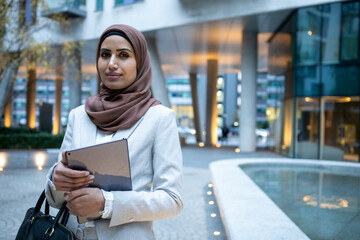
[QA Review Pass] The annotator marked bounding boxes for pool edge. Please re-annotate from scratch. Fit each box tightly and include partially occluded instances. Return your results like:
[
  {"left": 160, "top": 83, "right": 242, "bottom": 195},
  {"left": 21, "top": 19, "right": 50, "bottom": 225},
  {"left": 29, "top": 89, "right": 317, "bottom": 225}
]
[{"left": 209, "top": 158, "right": 329, "bottom": 240}]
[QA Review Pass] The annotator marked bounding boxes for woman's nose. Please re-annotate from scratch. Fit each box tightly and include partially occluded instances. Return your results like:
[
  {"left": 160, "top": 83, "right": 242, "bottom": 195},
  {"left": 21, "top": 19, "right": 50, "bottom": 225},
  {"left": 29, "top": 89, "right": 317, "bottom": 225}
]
[{"left": 108, "top": 55, "right": 118, "bottom": 70}]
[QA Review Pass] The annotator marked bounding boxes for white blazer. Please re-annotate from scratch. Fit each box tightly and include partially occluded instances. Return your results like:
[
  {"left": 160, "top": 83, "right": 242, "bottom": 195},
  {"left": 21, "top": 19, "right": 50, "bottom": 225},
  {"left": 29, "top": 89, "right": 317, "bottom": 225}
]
[{"left": 45, "top": 104, "right": 183, "bottom": 239}]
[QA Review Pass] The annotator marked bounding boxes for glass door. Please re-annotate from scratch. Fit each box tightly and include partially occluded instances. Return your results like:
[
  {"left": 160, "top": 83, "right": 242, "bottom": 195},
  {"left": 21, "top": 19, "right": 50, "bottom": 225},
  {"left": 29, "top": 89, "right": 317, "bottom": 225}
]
[
  {"left": 295, "top": 97, "right": 320, "bottom": 159},
  {"left": 320, "top": 96, "right": 360, "bottom": 161}
]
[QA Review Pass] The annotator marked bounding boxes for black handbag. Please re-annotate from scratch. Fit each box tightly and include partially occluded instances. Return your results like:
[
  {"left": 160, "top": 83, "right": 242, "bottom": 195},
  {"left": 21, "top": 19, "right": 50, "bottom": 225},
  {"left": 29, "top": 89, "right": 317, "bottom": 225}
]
[{"left": 15, "top": 190, "right": 75, "bottom": 240}]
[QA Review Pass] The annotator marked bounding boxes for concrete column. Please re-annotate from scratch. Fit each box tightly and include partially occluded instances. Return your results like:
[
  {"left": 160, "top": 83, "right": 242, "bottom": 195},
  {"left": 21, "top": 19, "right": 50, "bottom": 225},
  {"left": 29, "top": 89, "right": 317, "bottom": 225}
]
[
  {"left": 146, "top": 37, "right": 171, "bottom": 108},
  {"left": 26, "top": 67, "right": 37, "bottom": 129},
  {"left": 53, "top": 45, "right": 63, "bottom": 135},
  {"left": 189, "top": 73, "right": 202, "bottom": 142},
  {"left": 205, "top": 59, "right": 218, "bottom": 146},
  {"left": 239, "top": 31, "right": 258, "bottom": 152},
  {"left": 66, "top": 41, "right": 82, "bottom": 110},
  {"left": 4, "top": 91, "right": 12, "bottom": 127}
]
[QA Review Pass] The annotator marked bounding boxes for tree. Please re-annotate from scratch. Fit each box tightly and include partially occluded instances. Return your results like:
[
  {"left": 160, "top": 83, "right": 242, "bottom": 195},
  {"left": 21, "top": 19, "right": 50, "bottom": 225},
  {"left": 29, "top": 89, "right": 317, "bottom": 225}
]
[
  {"left": 0, "top": 0, "right": 71, "bottom": 125},
  {"left": 0, "top": 0, "right": 42, "bottom": 123}
]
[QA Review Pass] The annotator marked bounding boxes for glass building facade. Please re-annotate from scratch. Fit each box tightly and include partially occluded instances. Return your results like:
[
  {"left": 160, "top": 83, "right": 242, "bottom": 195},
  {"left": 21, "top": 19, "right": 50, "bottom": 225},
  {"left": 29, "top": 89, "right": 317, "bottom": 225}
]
[
  {"left": 10, "top": 78, "right": 95, "bottom": 130},
  {"left": 268, "top": 1, "right": 360, "bottom": 162}
]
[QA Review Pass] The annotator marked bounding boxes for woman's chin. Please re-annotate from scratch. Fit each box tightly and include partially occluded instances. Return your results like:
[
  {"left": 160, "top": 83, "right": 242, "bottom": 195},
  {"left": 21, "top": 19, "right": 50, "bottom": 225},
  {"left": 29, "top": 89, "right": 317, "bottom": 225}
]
[{"left": 103, "top": 82, "right": 123, "bottom": 90}]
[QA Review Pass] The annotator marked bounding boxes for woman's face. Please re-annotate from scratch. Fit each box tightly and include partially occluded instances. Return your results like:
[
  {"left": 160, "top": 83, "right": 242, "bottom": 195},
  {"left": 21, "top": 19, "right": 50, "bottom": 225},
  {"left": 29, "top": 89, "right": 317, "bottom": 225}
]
[{"left": 98, "top": 35, "right": 137, "bottom": 90}]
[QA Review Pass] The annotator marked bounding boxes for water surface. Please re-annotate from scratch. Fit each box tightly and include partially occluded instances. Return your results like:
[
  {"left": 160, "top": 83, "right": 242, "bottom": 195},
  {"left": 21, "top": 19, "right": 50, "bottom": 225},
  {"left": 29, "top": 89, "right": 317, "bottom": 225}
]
[{"left": 242, "top": 164, "right": 360, "bottom": 240}]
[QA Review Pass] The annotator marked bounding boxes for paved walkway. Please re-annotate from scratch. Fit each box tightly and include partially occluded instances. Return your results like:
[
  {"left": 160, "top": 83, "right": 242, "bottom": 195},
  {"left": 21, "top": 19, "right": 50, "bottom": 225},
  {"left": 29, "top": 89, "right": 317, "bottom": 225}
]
[{"left": 0, "top": 145, "right": 281, "bottom": 240}]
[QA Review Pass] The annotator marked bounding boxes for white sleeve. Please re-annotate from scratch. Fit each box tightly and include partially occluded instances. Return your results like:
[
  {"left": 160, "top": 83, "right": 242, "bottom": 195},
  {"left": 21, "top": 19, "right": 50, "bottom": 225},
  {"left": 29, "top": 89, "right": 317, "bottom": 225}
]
[
  {"left": 109, "top": 110, "right": 183, "bottom": 227},
  {"left": 101, "top": 190, "right": 114, "bottom": 219},
  {"left": 44, "top": 109, "right": 75, "bottom": 208}
]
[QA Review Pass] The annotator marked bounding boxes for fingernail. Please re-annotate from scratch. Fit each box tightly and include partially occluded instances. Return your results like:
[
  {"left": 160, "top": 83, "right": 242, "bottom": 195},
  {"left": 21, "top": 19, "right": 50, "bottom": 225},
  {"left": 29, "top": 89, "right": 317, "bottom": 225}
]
[{"left": 90, "top": 175, "right": 95, "bottom": 180}]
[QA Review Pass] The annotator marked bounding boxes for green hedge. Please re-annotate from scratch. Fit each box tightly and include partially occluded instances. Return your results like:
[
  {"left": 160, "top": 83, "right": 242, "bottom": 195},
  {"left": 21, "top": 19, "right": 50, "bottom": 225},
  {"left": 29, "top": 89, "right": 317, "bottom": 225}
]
[
  {"left": 0, "top": 126, "right": 40, "bottom": 134},
  {"left": 0, "top": 127, "right": 64, "bottom": 149}
]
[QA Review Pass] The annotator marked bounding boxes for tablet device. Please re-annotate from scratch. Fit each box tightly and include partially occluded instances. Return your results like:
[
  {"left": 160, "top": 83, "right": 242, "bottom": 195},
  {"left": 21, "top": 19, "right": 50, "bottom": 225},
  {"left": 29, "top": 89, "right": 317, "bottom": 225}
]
[
  {"left": 65, "top": 138, "right": 132, "bottom": 192},
  {"left": 65, "top": 138, "right": 132, "bottom": 223}
]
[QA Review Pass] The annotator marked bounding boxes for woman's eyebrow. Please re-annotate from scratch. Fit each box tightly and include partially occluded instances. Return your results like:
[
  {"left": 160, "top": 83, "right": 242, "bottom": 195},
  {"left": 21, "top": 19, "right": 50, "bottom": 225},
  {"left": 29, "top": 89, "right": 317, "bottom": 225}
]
[
  {"left": 116, "top": 48, "right": 133, "bottom": 53},
  {"left": 100, "top": 48, "right": 133, "bottom": 53},
  {"left": 100, "top": 48, "right": 132, "bottom": 53}
]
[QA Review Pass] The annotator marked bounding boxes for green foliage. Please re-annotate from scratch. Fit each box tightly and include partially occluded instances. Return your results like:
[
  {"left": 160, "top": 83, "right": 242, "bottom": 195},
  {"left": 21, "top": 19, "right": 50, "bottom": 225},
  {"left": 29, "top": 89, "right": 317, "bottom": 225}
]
[
  {"left": 0, "top": 127, "right": 64, "bottom": 149},
  {"left": 0, "top": 126, "right": 39, "bottom": 134}
]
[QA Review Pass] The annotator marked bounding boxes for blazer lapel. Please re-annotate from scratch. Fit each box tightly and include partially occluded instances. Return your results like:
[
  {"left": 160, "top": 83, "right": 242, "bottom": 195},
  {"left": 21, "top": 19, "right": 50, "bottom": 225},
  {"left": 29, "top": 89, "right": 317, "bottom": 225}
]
[
  {"left": 112, "top": 117, "right": 144, "bottom": 141},
  {"left": 80, "top": 113, "right": 97, "bottom": 147},
  {"left": 113, "top": 129, "right": 130, "bottom": 141}
]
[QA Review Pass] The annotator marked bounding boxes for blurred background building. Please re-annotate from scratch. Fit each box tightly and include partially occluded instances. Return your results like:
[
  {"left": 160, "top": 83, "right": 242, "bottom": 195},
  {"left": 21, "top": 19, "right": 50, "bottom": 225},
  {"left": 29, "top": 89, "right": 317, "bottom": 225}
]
[{"left": 1, "top": 0, "right": 359, "bottom": 162}]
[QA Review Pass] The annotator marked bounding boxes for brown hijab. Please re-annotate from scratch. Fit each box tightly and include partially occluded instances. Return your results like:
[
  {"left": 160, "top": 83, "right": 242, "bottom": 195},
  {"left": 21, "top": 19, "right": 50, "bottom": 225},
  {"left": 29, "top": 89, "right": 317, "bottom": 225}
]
[{"left": 85, "top": 24, "right": 161, "bottom": 134}]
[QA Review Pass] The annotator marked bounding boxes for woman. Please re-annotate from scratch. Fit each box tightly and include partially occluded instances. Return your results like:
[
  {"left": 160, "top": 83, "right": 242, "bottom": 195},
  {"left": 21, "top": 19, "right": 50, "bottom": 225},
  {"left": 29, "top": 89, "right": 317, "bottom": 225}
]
[{"left": 45, "top": 24, "right": 183, "bottom": 239}]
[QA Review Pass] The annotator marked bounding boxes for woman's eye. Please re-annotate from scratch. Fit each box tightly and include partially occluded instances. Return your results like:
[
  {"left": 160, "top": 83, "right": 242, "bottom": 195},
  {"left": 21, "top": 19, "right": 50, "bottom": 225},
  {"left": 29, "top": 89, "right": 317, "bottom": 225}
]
[
  {"left": 119, "top": 52, "right": 129, "bottom": 58},
  {"left": 101, "top": 52, "right": 110, "bottom": 58}
]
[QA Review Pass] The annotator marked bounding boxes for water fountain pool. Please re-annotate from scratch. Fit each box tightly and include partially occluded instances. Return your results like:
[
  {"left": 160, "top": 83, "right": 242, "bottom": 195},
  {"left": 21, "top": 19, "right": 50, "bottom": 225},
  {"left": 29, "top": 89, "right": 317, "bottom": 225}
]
[{"left": 210, "top": 158, "right": 360, "bottom": 240}]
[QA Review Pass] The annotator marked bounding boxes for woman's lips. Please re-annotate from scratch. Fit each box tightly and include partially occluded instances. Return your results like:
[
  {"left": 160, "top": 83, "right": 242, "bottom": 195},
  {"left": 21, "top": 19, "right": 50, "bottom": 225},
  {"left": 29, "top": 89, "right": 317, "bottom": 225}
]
[{"left": 106, "top": 74, "right": 121, "bottom": 80}]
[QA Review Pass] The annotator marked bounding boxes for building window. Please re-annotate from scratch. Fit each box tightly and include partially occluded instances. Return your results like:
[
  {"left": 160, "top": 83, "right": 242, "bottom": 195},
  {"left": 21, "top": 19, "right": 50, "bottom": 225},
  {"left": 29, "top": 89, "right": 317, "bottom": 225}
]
[
  {"left": 296, "top": 7, "right": 322, "bottom": 66},
  {"left": 341, "top": 2, "right": 359, "bottom": 61},
  {"left": 96, "top": 0, "right": 103, "bottom": 10},
  {"left": 321, "top": 65, "right": 360, "bottom": 96},
  {"left": 295, "top": 66, "right": 320, "bottom": 97},
  {"left": 293, "top": 1, "right": 360, "bottom": 161},
  {"left": 321, "top": 4, "right": 341, "bottom": 64},
  {"left": 115, "top": 0, "right": 140, "bottom": 6},
  {"left": 19, "top": 0, "right": 37, "bottom": 27}
]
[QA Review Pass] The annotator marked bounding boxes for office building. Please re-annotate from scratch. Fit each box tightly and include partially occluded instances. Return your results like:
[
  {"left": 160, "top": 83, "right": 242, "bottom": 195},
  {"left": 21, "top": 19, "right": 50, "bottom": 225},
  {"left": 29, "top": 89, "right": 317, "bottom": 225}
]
[{"left": 2, "top": 0, "right": 358, "bottom": 161}]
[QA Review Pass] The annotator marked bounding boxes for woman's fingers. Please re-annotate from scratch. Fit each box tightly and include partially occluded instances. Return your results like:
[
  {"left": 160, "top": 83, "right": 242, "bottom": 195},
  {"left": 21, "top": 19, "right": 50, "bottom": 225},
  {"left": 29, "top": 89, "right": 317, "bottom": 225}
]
[
  {"left": 54, "top": 178, "right": 93, "bottom": 191},
  {"left": 58, "top": 175, "right": 94, "bottom": 185},
  {"left": 53, "top": 160, "right": 94, "bottom": 191},
  {"left": 55, "top": 161, "right": 90, "bottom": 178},
  {"left": 61, "top": 151, "right": 67, "bottom": 165},
  {"left": 54, "top": 174, "right": 94, "bottom": 191},
  {"left": 65, "top": 188, "right": 105, "bottom": 216}
]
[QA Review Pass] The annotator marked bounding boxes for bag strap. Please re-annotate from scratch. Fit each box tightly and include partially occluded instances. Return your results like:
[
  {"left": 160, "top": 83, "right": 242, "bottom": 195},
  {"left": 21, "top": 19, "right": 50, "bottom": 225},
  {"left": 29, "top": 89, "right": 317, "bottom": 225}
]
[
  {"left": 35, "top": 190, "right": 69, "bottom": 225},
  {"left": 45, "top": 202, "right": 69, "bottom": 237},
  {"left": 34, "top": 190, "right": 46, "bottom": 213},
  {"left": 60, "top": 203, "right": 70, "bottom": 225},
  {"left": 45, "top": 200, "right": 50, "bottom": 215},
  {"left": 53, "top": 202, "right": 68, "bottom": 226}
]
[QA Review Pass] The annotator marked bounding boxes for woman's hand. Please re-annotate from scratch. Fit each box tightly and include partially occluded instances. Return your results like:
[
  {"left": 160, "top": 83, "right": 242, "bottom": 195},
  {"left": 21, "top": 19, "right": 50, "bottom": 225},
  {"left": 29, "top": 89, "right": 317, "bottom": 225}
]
[
  {"left": 65, "top": 188, "right": 105, "bottom": 217},
  {"left": 53, "top": 151, "right": 94, "bottom": 191}
]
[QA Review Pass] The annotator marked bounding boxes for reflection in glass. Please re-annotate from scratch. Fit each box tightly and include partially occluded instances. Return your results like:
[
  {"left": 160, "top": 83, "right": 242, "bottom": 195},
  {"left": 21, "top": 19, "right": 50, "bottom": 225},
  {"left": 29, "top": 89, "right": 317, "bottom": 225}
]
[
  {"left": 321, "top": 96, "right": 360, "bottom": 161},
  {"left": 267, "top": 22, "right": 292, "bottom": 154},
  {"left": 296, "top": 97, "right": 320, "bottom": 159},
  {"left": 296, "top": 7, "right": 322, "bottom": 65},
  {"left": 295, "top": 66, "right": 320, "bottom": 97},
  {"left": 321, "top": 65, "right": 360, "bottom": 96},
  {"left": 280, "top": 99, "right": 294, "bottom": 156},
  {"left": 278, "top": 2, "right": 360, "bottom": 161},
  {"left": 321, "top": 4, "right": 341, "bottom": 64},
  {"left": 341, "top": 2, "right": 359, "bottom": 61}
]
